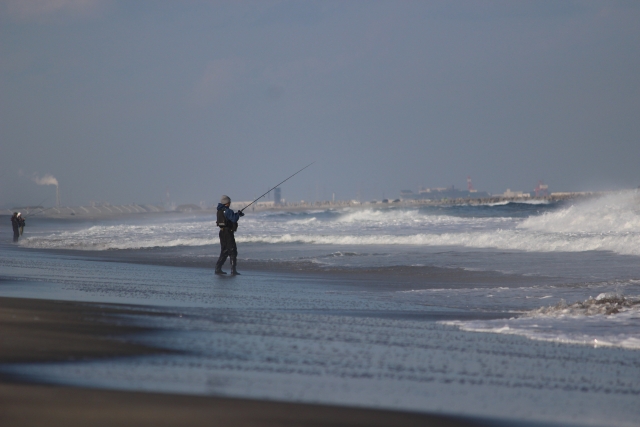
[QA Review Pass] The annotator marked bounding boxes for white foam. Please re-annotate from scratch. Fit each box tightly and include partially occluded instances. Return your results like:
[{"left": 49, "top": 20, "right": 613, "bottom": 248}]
[
  {"left": 482, "top": 199, "right": 550, "bottom": 207},
  {"left": 22, "top": 225, "right": 640, "bottom": 256},
  {"left": 20, "top": 223, "right": 218, "bottom": 250},
  {"left": 235, "top": 229, "right": 640, "bottom": 256},
  {"left": 286, "top": 217, "right": 318, "bottom": 225},
  {"left": 443, "top": 293, "right": 640, "bottom": 350},
  {"left": 524, "top": 293, "right": 640, "bottom": 317},
  {"left": 19, "top": 192, "right": 640, "bottom": 256},
  {"left": 512, "top": 199, "right": 551, "bottom": 205},
  {"left": 519, "top": 191, "right": 640, "bottom": 234},
  {"left": 333, "top": 208, "right": 507, "bottom": 227}
]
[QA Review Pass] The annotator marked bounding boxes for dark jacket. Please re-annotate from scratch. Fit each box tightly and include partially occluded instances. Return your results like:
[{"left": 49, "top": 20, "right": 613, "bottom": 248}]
[
  {"left": 11, "top": 215, "right": 19, "bottom": 229},
  {"left": 217, "top": 203, "right": 241, "bottom": 222},
  {"left": 217, "top": 203, "right": 242, "bottom": 232}
]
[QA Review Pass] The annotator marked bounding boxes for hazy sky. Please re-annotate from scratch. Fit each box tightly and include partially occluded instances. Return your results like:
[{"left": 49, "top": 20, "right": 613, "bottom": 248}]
[{"left": 1, "top": 0, "right": 639, "bottom": 207}]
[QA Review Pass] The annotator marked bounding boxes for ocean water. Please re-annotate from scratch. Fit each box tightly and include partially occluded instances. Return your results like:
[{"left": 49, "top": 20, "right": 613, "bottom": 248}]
[{"left": 1, "top": 191, "right": 640, "bottom": 426}]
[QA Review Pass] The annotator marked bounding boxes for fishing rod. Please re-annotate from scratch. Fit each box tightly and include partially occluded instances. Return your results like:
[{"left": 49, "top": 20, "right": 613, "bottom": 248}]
[
  {"left": 22, "top": 197, "right": 50, "bottom": 218},
  {"left": 24, "top": 206, "right": 56, "bottom": 218},
  {"left": 240, "top": 162, "right": 315, "bottom": 212},
  {"left": 24, "top": 206, "right": 55, "bottom": 219}
]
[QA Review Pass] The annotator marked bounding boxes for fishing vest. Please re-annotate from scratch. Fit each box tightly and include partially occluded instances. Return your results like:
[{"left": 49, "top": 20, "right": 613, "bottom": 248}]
[{"left": 217, "top": 208, "right": 238, "bottom": 232}]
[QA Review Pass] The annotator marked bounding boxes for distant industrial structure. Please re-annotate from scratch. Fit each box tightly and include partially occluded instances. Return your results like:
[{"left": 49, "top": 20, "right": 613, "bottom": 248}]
[
  {"left": 494, "top": 180, "right": 551, "bottom": 199},
  {"left": 534, "top": 180, "right": 549, "bottom": 197},
  {"left": 162, "top": 187, "right": 176, "bottom": 211},
  {"left": 401, "top": 177, "right": 490, "bottom": 200},
  {"left": 274, "top": 187, "right": 282, "bottom": 205},
  {"left": 32, "top": 173, "right": 60, "bottom": 207},
  {"left": 402, "top": 178, "right": 554, "bottom": 201},
  {"left": 499, "top": 189, "right": 530, "bottom": 198}
]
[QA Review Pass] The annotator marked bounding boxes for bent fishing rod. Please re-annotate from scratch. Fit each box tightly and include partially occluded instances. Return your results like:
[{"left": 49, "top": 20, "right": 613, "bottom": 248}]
[
  {"left": 25, "top": 206, "right": 56, "bottom": 218},
  {"left": 22, "top": 197, "right": 51, "bottom": 218},
  {"left": 240, "top": 162, "right": 315, "bottom": 212}
]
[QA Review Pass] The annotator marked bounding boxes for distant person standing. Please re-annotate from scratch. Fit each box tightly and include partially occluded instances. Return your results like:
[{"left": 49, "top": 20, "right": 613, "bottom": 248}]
[
  {"left": 10, "top": 212, "right": 20, "bottom": 242},
  {"left": 215, "top": 195, "right": 244, "bottom": 275},
  {"left": 17, "top": 212, "right": 25, "bottom": 236}
]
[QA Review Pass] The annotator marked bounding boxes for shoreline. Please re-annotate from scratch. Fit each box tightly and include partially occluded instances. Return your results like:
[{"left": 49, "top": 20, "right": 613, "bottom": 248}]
[
  {"left": 29, "top": 245, "right": 548, "bottom": 292},
  {"left": 0, "top": 295, "right": 495, "bottom": 427}
]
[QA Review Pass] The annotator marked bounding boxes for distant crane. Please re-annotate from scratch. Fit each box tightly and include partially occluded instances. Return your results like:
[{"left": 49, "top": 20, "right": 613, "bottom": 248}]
[{"left": 534, "top": 180, "right": 549, "bottom": 197}]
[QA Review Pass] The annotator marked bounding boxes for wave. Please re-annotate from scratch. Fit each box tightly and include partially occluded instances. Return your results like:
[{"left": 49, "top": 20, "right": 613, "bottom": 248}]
[
  {"left": 286, "top": 217, "right": 318, "bottom": 225},
  {"left": 333, "top": 208, "right": 514, "bottom": 227},
  {"left": 507, "top": 199, "right": 551, "bottom": 205},
  {"left": 235, "top": 230, "right": 640, "bottom": 256},
  {"left": 443, "top": 292, "right": 640, "bottom": 350},
  {"left": 484, "top": 200, "right": 550, "bottom": 207},
  {"left": 21, "top": 236, "right": 218, "bottom": 251},
  {"left": 525, "top": 292, "right": 640, "bottom": 316},
  {"left": 19, "top": 223, "right": 218, "bottom": 250},
  {"left": 519, "top": 191, "right": 640, "bottom": 234},
  {"left": 21, "top": 227, "right": 640, "bottom": 255},
  {"left": 18, "top": 192, "right": 640, "bottom": 256}
]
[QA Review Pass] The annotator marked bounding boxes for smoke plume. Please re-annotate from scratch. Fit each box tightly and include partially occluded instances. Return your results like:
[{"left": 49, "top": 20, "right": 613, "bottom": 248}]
[{"left": 32, "top": 173, "right": 59, "bottom": 186}]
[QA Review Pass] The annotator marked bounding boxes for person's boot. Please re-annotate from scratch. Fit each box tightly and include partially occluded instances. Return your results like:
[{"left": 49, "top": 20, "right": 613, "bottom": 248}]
[
  {"left": 215, "top": 257, "right": 227, "bottom": 275},
  {"left": 230, "top": 258, "right": 240, "bottom": 275}
]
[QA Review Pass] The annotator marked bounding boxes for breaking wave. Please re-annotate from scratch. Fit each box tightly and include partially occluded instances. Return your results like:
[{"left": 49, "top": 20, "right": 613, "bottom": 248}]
[
  {"left": 21, "top": 228, "right": 640, "bottom": 256},
  {"left": 525, "top": 292, "right": 640, "bottom": 317},
  {"left": 236, "top": 229, "right": 640, "bottom": 256},
  {"left": 18, "top": 191, "right": 640, "bottom": 256},
  {"left": 519, "top": 191, "right": 640, "bottom": 233},
  {"left": 483, "top": 200, "right": 550, "bottom": 206},
  {"left": 19, "top": 223, "right": 218, "bottom": 250},
  {"left": 443, "top": 292, "right": 640, "bottom": 350}
]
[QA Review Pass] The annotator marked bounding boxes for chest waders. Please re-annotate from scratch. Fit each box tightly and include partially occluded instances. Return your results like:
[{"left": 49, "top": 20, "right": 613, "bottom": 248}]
[
  {"left": 11, "top": 217, "right": 20, "bottom": 242},
  {"left": 215, "top": 209, "right": 239, "bottom": 275}
]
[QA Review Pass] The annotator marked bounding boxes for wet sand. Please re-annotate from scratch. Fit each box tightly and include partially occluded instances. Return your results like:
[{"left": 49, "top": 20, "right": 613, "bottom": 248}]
[
  {"left": 0, "top": 297, "right": 165, "bottom": 363},
  {"left": 0, "top": 382, "right": 489, "bottom": 427},
  {"left": 43, "top": 245, "right": 545, "bottom": 292},
  {"left": 0, "top": 296, "right": 491, "bottom": 427}
]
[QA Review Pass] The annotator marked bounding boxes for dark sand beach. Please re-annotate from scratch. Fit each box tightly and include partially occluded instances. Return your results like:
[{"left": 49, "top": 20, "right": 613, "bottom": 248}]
[{"left": 0, "top": 296, "right": 491, "bottom": 427}]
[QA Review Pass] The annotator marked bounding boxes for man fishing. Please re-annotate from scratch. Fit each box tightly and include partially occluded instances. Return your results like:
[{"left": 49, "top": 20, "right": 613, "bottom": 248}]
[
  {"left": 17, "top": 213, "right": 25, "bottom": 236},
  {"left": 10, "top": 212, "right": 20, "bottom": 242},
  {"left": 213, "top": 162, "right": 314, "bottom": 276},
  {"left": 215, "top": 195, "right": 244, "bottom": 275}
]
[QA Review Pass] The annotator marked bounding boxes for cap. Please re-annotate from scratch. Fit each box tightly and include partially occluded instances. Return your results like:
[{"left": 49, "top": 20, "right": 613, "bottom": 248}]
[{"left": 220, "top": 195, "right": 231, "bottom": 204}]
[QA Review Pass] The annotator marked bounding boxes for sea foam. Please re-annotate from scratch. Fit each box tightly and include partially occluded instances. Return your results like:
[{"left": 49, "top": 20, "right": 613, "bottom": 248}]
[{"left": 19, "top": 192, "right": 640, "bottom": 256}]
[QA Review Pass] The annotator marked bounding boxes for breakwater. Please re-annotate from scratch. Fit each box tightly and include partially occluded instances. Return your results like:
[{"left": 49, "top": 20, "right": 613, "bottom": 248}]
[{"left": 247, "top": 191, "right": 605, "bottom": 212}]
